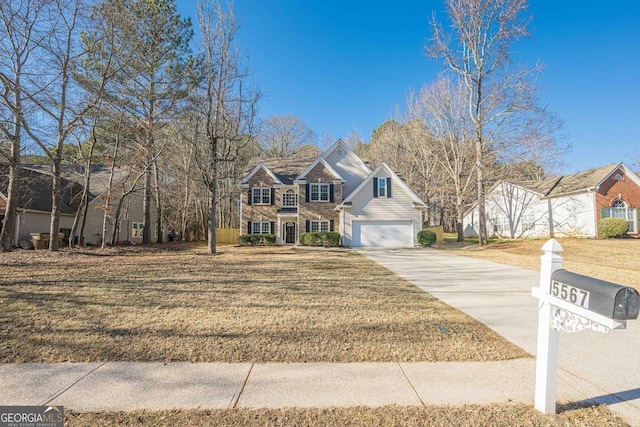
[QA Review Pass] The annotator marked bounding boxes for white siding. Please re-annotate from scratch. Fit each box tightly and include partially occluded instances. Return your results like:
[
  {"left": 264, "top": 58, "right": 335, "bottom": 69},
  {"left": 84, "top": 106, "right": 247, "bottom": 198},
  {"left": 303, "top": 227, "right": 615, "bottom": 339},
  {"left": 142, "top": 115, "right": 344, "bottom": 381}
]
[
  {"left": 343, "top": 172, "right": 421, "bottom": 247},
  {"left": 464, "top": 183, "right": 597, "bottom": 238},
  {"left": 323, "top": 149, "right": 370, "bottom": 197}
]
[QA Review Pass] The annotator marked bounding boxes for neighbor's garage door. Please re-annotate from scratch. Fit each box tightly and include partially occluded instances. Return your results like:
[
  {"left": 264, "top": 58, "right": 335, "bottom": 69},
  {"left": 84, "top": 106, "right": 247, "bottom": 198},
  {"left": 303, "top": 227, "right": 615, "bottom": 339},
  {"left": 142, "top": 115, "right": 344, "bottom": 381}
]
[{"left": 351, "top": 221, "right": 413, "bottom": 247}]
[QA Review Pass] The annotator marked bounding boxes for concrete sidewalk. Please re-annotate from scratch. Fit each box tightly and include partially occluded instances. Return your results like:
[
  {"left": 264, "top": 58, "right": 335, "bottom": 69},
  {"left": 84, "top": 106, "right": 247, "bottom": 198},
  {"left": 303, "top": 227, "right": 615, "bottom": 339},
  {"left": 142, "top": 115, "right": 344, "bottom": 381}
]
[
  {"left": 360, "top": 247, "right": 640, "bottom": 426},
  {"left": 1, "top": 359, "right": 589, "bottom": 412}
]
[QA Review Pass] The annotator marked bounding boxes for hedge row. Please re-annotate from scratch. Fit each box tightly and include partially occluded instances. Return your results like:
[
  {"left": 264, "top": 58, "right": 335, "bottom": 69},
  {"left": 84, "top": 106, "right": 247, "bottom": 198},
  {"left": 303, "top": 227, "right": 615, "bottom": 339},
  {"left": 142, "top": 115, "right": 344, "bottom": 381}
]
[
  {"left": 299, "top": 232, "right": 341, "bottom": 247},
  {"left": 238, "top": 234, "right": 277, "bottom": 246}
]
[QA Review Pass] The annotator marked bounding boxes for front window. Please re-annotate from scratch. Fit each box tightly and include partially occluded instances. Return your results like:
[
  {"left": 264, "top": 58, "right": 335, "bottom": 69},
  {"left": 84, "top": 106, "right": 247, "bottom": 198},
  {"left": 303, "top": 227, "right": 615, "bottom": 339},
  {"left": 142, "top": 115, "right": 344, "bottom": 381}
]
[
  {"left": 493, "top": 216, "right": 509, "bottom": 235},
  {"left": 252, "top": 188, "right": 271, "bottom": 205},
  {"left": 604, "top": 199, "right": 635, "bottom": 233},
  {"left": 310, "top": 220, "right": 330, "bottom": 232},
  {"left": 282, "top": 189, "right": 298, "bottom": 207},
  {"left": 132, "top": 222, "right": 144, "bottom": 238},
  {"left": 251, "top": 221, "right": 271, "bottom": 234},
  {"left": 310, "top": 183, "right": 330, "bottom": 202},
  {"left": 522, "top": 214, "right": 535, "bottom": 232}
]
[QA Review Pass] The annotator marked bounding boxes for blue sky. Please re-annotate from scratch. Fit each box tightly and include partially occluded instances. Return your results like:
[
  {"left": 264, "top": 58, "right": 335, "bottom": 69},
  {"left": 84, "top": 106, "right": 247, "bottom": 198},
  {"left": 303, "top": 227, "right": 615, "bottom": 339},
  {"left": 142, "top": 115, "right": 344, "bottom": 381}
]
[{"left": 176, "top": 1, "right": 640, "bottom": 174}]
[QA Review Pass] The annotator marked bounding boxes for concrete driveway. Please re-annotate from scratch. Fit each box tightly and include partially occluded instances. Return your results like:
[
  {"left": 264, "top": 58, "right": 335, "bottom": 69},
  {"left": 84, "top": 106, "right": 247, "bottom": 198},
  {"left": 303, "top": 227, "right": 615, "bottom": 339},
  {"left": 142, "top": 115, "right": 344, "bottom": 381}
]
[{"left": 360, "top": 246, "right": 640, "bottom": 425}]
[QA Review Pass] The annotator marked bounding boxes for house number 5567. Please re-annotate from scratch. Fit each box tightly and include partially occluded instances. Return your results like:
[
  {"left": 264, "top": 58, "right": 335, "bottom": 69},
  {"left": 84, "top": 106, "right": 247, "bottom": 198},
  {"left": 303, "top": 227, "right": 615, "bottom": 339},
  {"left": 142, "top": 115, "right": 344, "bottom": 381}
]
[{"left": 550, "top": 281, "right": 590, "bottom": 308}]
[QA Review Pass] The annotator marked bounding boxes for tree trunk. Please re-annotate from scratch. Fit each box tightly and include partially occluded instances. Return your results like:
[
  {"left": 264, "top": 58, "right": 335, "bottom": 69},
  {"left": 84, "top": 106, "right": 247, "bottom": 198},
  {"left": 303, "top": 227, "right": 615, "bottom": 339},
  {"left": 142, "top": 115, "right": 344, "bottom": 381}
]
[
  {"left": 142, "top": 128, "right": 153, "bottom": 244},
  {"left": 0, "top": 85, "right": 23, "bottom": 252},
  {"left": 70, "top": 164, "right": 91, "bottom": 248},
  {"left": 207, "top": 141, "right": 218, "bottom": 254},
  {"left": 1, "top": 160, "right": 20, "bottom": 251},
  {"left": 153, "top": 160, "right": 163, "bottom": 243},
  {"left": 49, "top": 157, "right": 62, "bottom": 252}
]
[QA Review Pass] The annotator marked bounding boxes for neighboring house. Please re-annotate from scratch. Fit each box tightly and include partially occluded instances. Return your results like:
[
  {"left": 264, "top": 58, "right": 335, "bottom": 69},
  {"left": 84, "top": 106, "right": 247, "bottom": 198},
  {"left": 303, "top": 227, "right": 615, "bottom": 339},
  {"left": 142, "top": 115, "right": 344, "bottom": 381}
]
[
  {"left": 463, "top": 163, "right": 640, "bottom": 239},
  {"left": 238, "top": 140, "right": 427, "bottom": 247},
  {"left": 0, "top": 164, "right": 157, "bottom": 246},
  {"left": 73, "top": 166, "right": 157, "bottom": 245},
  {"left": 0, "top": 164, "right": 82, "bottom": 245}
]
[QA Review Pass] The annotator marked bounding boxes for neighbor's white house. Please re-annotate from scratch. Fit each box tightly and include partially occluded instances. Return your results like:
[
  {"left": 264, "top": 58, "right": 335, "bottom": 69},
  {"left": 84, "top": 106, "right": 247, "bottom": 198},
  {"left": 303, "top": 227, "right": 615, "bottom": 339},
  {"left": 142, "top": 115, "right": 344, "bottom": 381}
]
[{"left": 464, "top": 163, "right": 640, "bottom": 239}]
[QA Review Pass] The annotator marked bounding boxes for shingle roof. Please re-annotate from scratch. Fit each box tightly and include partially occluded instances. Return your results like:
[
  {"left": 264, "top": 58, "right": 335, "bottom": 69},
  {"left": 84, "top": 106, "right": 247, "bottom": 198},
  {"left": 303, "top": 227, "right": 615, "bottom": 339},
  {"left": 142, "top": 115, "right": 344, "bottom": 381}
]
[
  {"left": 508, "top": 163, "right": 621, "bottom": 198},
  {"left": 20, "top": 164, "right": 134, "bottom": 200},
  {"left": 0, "top": 165, "right": 82, "bottom": 214},
  {"left": 243, "top": 156, "right": 316, "bottom": 185}
]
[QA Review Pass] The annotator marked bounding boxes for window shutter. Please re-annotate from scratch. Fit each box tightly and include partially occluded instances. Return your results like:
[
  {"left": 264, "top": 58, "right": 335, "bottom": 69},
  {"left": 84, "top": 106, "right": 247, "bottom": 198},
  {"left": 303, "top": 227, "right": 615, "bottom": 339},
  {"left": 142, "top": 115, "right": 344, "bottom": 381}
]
[
  {"left": 270, "top": 222, "right": 275, "bottom": 234},
  {"left": 387, "top": 178, "right": 392, "bottom": 198},
  {"left": 248, "top": 221, "right": 252, "bottom": 234},
  {"left": 330, "top": 219, "right": 334, "bottom": 232},
  {"left": 373, "top": 178, "right": 378, "bottom": 198},
  {"left": 270, "top": 189, "right": 275, "bottom": 205},
  {"left": 600, "top": 207, "right": 606, "bottom": 219},
  {"left": 248, "top": 189, "right": 252, "bottom": 205},
  {"left": 329, "top": 184, "right": 334, "bottom": 202},
  {"left": 305, "top": 184, "right": 310, "bottom": 202},
  {"left": 306, "top": 220, "right": 310, "bottom": 232}
]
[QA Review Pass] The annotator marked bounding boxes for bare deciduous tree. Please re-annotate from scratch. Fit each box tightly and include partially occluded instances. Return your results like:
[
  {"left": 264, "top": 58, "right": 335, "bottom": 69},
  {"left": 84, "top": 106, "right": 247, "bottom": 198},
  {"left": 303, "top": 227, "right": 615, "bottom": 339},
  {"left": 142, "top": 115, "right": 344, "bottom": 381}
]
[
  {"left": 16, "top": 0, "right": 96, "bottom": 251},
  {"left": 259, "top": 114, "right": 315, "bottom": 157},
  {"left": 0, "top": 0, "right": 50, "bottom": 251},
  {"left": 407, "top": 76, "right": 476, "bottom": 241},
  {"left": 193, "top": 0, "right": 260, "bottom": 254},
  {"left": 427, "top": 0, "right": 540, "bottom": 245}
]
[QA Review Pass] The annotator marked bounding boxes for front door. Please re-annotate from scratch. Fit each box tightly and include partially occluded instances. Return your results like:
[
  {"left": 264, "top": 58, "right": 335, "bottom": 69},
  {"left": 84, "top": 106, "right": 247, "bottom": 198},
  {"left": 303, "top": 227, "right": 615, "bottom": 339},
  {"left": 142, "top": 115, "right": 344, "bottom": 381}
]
[{"left": 285, "top": 222, "right": 296, "bottom": 244}]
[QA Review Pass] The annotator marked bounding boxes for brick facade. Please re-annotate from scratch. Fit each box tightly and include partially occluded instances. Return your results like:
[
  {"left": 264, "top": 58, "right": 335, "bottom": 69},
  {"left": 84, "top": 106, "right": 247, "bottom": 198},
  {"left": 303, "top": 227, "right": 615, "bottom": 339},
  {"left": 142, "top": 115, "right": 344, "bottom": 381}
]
[
  {"left": 594, "top": 167, "right": 640, "bottom": 236},
  {"left": 241, "top": 168, "right": 278, "bottom": 235},
  {"left": 595, "top": 167, "right": 640, "bottom": 214},
  {"left": 240, "top": 162, "right": 341, "bottom": 241},
  {"left": 299, "top": 163, "right": 340, "bottom": 233}
]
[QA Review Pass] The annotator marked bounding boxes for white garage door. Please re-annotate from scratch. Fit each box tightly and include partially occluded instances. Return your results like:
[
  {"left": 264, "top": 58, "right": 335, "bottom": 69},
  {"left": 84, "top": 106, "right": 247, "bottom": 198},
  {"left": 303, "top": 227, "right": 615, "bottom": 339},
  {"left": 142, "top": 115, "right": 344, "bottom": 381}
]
[{"left": 352, "top": 221, "right": 414, "bottom": 247}]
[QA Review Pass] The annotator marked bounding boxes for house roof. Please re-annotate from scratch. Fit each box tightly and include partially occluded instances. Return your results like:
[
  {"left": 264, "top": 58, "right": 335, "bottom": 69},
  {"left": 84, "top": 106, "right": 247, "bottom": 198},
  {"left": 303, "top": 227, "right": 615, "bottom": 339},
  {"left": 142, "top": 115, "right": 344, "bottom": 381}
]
[
  {"left": 23, "top": 164, "right": 138, "bottom": 200},
  {"left": 337, "top": 162, "right": 427, "bottom": 209},
  {"left": 510, "top": 163, "right": 630, "bottom": 198},
  {"left": 0, "top": 164, "right": 81, "bottom": 214},
  {"left": 240, "top": 156, "right": 316, "bottom": 185}
]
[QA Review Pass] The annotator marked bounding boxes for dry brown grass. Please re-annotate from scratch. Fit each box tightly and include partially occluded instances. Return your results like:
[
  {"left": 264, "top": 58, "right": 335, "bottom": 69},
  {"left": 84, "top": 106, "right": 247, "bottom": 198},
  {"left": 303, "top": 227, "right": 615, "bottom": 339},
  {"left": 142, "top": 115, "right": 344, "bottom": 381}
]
[
  {"left": 0, "top": 243, "right": 526, "bottom": 363},
  {"left": 65, "top": 404, "right": 627, "bottom": 427},
  {"left": 436, "top": 237, "right": 640, "bottom": 290}
]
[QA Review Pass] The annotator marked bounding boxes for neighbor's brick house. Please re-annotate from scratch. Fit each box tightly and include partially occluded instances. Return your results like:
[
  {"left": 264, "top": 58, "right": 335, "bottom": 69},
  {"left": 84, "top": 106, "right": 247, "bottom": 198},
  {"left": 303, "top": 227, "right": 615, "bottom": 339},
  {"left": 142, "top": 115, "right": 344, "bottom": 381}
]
[{"left": 463, "top": 163, "right": 640, "bottom": 239}]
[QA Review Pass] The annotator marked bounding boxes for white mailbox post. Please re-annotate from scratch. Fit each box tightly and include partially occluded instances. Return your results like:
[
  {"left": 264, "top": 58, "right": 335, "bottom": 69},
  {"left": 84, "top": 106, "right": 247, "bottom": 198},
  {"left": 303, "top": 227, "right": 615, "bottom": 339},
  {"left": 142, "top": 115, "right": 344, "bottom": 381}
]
[{"left": 531, "top": 238, "right": 639, "bottom": 414}]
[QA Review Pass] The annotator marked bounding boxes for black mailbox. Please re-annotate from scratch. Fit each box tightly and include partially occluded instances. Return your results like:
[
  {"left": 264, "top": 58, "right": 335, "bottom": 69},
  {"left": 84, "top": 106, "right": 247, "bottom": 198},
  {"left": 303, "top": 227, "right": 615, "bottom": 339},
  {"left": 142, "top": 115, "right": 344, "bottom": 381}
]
[{"left": 550, "top": 269, "right": 639, "bottom": 320}]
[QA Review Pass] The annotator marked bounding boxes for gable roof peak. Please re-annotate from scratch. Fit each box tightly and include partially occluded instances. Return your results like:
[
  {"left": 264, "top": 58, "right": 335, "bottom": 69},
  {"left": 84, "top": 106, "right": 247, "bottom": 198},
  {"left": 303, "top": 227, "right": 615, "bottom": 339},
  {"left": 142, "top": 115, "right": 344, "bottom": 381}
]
[
  {"left": 338, "top": 161, "right": 426, "bottom": 208},
  {"left": 296, "top": 156, "right": 344, "bottom": 181},
  {"left": 238, "top": 161, "right": 284, "bottom": 186}
]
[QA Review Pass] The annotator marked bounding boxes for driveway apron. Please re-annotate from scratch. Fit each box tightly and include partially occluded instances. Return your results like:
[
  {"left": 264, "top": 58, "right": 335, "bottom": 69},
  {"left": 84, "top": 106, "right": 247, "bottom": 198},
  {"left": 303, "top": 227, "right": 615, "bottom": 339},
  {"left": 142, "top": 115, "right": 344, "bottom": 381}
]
[{"left": 360, "top": 247, "right": 640, "bottom": 425}]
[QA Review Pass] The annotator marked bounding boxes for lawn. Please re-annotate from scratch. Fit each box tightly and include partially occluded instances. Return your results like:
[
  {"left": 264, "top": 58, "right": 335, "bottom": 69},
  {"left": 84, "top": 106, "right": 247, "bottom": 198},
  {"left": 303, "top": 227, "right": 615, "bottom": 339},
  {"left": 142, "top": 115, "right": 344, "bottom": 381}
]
[
  {"left": 1, "top": 243, "right": 627, "bottom": 426},
  {"left": 0, "top": 244, "right": 526, "bottom": 363},
  {"left": 65, "top": 404, "right": 627, "bottom": 427},
  {"left": 435, "top": 236, "right": 640, "bottom": 290}
]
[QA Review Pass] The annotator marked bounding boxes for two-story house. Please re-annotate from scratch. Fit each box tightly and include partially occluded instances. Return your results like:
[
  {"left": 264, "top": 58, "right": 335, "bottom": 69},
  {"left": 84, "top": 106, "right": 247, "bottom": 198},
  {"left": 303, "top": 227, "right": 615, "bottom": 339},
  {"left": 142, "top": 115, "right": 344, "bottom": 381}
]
[{"left": 238, "top": 140, "right": 427, "bottom": 247}]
